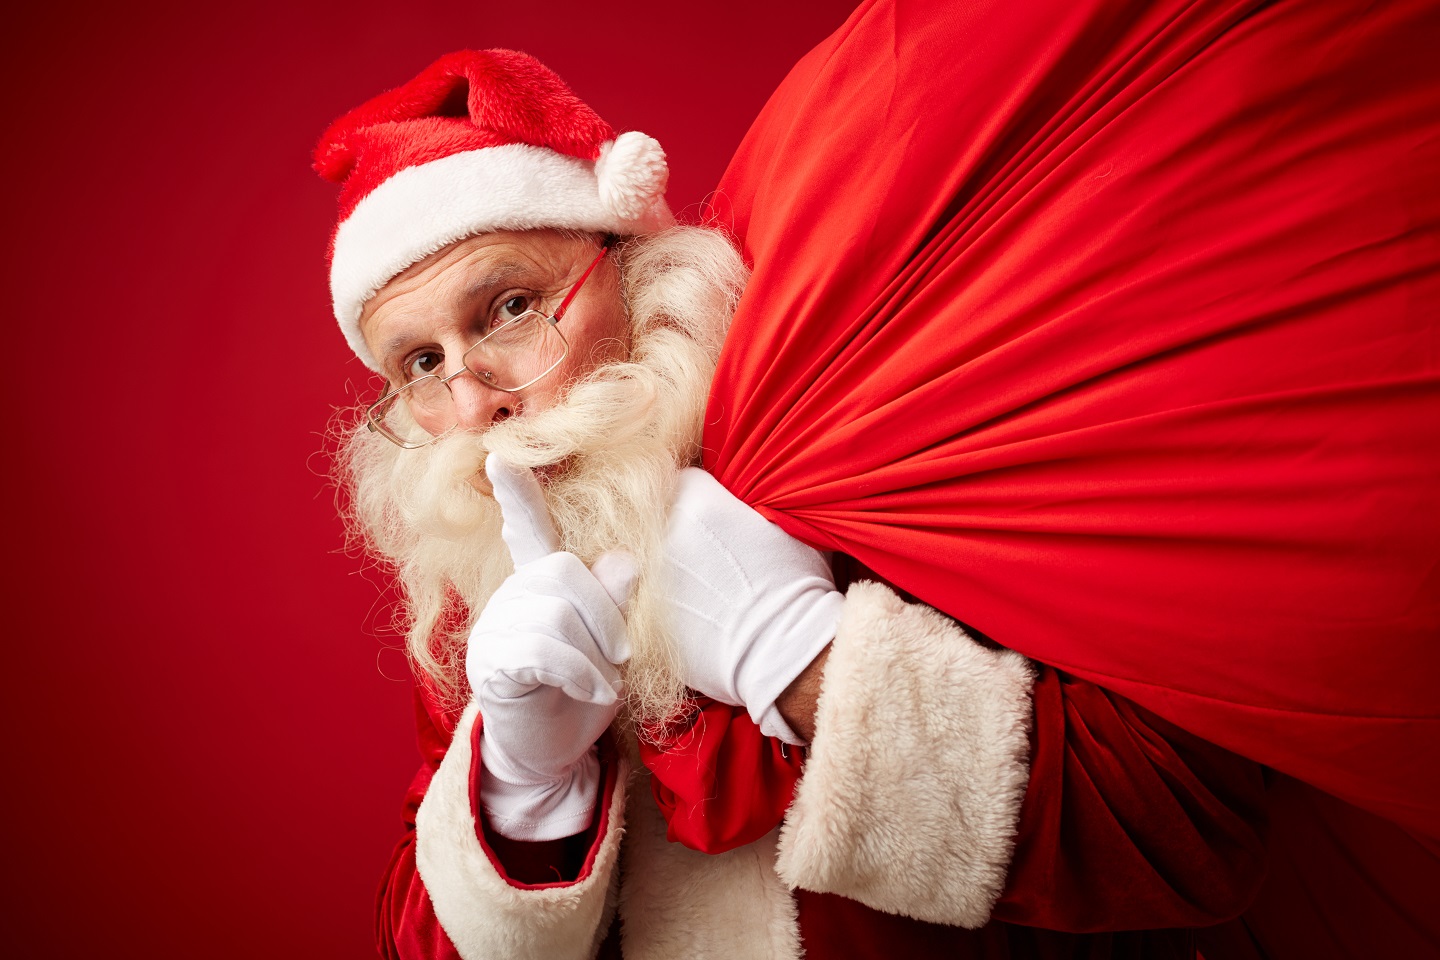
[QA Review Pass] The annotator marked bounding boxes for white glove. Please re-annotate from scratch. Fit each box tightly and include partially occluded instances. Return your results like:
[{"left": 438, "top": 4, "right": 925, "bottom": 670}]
[
  {"left": 661, "top": 468, "right": 843, "bottom": 744},
  {"left": 468, "top": 457, "right": 636, "bottom": 841}
]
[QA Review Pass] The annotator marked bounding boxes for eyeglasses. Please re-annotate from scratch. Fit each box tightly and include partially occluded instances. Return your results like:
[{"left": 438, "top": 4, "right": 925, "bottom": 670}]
[{"left": 365, "top": 245, "right": 610, "bottom": 448}]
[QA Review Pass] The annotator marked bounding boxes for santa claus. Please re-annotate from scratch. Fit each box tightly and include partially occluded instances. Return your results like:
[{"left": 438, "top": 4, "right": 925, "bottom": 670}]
[{"left": 315, "top": 26, "right": 1438, "bottom": 960}]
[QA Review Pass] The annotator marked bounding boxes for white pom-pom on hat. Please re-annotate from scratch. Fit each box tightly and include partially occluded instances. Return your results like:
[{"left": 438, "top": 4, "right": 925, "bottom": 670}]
[{"left": 596, "top": 132, "right": 670, "bottom": 221}]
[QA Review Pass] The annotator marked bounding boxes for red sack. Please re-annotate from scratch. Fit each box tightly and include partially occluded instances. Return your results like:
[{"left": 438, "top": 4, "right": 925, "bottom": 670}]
[{"left": 705, "top": 0, "right": 1440, "bottom": 839}]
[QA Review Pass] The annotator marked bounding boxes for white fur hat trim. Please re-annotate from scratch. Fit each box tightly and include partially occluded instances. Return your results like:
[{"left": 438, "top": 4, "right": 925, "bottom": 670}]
[{"left": 331, "top": 142, "right": 672, "bottom": 371}]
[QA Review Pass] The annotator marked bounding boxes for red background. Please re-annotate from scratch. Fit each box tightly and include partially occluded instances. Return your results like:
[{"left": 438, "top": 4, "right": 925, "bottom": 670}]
[{"left": 2, "top": 3, "right": 855, "bottom": 955}]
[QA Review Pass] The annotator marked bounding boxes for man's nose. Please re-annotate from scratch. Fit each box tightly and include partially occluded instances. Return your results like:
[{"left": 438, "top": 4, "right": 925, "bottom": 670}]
[{"left": 449, "top": 370, "right": 515, "bottom": 429}]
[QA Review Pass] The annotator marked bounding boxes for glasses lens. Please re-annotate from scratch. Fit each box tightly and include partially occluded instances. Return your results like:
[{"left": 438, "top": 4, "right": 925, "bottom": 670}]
[
  {"left": 370, "top": 377, "right": 449, "bottom": 448},
  {"left": 463, "top": 312, "right": 567, "bottom": 391}
]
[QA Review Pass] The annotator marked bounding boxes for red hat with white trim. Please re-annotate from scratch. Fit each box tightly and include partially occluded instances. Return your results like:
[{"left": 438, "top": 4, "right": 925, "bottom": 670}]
[{"left": 314, "top": 50, "right": 672, "bottom": 370}]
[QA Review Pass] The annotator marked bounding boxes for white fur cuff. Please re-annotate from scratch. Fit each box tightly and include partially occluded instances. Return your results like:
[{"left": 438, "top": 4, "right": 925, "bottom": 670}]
[
  {"left": 776, "top": 581, "right": 1035, "bottom": 927},
  {"left": 415, "top": 703, "right": 627, "bottom": 959}
]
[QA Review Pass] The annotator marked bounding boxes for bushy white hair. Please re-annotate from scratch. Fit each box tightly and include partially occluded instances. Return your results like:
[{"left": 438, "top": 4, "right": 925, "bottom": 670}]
[{"left": 335, "top": 225, "right": 748, "bottom": 720}]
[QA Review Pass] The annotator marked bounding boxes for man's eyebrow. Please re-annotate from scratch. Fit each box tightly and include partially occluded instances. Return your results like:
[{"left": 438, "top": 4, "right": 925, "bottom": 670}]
[
  {"left": 373, "top": 261, "right": 540, "bottom": 372},
  {"left": 460, "top": 262, "right": 531, "bottom": 303},
  {"left": 376, "top": 330, "right": 422, "bottom": 370}
]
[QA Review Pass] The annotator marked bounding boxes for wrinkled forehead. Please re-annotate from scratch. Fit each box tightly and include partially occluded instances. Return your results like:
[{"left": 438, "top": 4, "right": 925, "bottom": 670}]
[{"left": 363, "top": 228, "right": 599, "bottom": 316}]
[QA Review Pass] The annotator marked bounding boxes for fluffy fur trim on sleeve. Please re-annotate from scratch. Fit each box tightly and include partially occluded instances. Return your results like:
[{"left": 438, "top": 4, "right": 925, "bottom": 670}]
[
  {"left": 415, "top": 703, "right": 627, "bottom": 960},
  {"left": 776, "top": 581, "right": 1035, "bottom": 928}
]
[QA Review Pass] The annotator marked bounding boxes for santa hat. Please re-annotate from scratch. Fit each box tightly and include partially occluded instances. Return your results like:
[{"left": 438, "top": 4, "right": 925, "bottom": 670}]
[{"left": 314, "top": 49, "right": 672, "bottom": 370}]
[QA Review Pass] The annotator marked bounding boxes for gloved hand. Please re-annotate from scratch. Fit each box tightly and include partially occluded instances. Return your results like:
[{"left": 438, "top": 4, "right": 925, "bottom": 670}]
[
  {"left": 468, "top": 456, "right": 636, "bottom": 841},
  {"left": 661, "top": 468, "right": 843, "bottom": 745}
]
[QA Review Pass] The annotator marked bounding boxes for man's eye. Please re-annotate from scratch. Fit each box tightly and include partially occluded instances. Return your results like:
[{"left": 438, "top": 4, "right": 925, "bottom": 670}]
[
  {"left": 406, "top": 351, "right": 442, "bottom": 380},
  {"left": 494, "top": 295, "right": 535, "bottom": 326}
]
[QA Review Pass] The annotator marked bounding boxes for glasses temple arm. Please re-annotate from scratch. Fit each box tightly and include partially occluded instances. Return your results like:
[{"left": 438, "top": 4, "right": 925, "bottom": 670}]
[{"left": 552, "top": 245, "right": 611, "bottom": 322}]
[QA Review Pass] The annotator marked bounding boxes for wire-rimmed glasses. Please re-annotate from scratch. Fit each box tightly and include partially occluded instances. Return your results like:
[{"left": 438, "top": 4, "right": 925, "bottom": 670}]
[{"left": 365, "top": 245, "right": 610, "bottom": 448}]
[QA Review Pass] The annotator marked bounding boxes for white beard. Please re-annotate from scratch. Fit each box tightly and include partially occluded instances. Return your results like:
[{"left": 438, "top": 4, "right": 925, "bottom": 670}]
[{"left": 336, "top": 226, "right": 747, "bottom": 723}]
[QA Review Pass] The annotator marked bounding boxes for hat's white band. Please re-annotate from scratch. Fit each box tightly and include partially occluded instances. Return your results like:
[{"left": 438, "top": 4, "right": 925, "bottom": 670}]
[{"left": 331, "top": 142, "right": 670, "bottom": 371}]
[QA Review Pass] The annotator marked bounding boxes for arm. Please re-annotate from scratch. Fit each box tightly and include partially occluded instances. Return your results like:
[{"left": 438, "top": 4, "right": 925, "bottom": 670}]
[
  {"left": 776, "top": 580, "right": 1268, "bottom": 931},
  {"left": 379, "top": 458, "right": 636, "bottom": 959},
  {"left": 376, "top": 685, "right": 627, "bottom": 960},
  {"left": 658, "top": 468, "right": 1268, "bottom": 930},
  {"left": 773, "top": 643, "right": 829, "bottom": 743}
]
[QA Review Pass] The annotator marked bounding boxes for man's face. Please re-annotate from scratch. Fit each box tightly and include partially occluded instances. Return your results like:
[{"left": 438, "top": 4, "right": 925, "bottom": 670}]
[
  {"left": 359, "top": 229, "right": 630, "bottom": 447},
  {"left": 340, "top": 224, "right": 741, "bottom": 719}
]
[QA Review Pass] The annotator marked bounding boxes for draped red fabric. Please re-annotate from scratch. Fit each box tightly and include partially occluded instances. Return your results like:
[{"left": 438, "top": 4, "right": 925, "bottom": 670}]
[
  {"left": 640, "top": 697, "right": 804, "bottom": 853},
  {"left": 704, "top": 0, "right": 1440, "bottom": 840}
]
